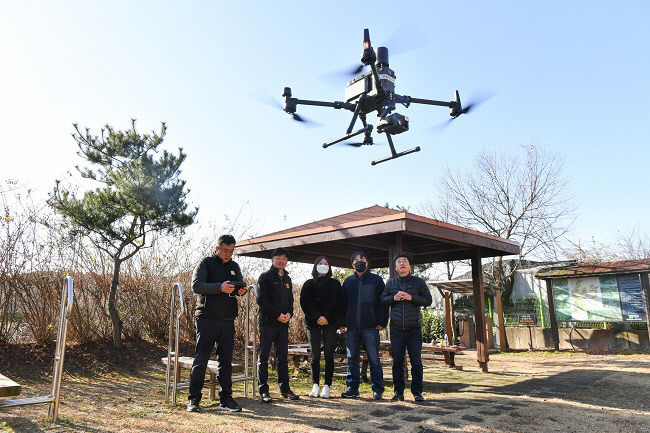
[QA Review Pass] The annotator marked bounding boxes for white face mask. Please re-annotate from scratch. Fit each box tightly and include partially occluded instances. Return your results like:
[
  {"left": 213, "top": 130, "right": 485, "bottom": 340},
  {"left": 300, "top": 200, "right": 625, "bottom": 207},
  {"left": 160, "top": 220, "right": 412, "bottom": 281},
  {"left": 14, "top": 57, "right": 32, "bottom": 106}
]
[{"left": 316, "top": 264, "right": 329, "bottom": 275}]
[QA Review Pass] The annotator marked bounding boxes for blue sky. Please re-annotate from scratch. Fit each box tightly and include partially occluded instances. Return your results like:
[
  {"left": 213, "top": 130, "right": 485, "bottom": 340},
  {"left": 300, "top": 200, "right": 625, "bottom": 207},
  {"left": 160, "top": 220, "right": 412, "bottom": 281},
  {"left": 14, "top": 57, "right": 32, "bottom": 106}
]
[{"left": 2, "top": 1, "right": 649, "bottom": 252}]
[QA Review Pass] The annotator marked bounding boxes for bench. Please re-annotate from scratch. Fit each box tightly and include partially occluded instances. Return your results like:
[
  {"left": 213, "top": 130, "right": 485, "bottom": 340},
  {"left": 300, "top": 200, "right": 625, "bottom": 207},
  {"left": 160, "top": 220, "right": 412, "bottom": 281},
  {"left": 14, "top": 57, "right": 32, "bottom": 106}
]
[
  {"left": 380, "top": 340, "right": 465, "bottom": 367},
  {"left": 287, "top": 346, "right": 370, "bottom": 381},
  {"left": 161, "top": 356, "right": 244, "bottom": 401},
  {"left": 0, "top": 373, "right": 21, "bottom": 399}
]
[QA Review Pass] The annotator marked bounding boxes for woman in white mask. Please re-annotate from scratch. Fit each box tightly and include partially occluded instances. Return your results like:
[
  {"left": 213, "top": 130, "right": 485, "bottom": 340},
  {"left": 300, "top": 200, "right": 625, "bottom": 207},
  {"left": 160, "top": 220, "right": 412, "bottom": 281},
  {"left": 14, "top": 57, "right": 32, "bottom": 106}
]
[{"left": 299, "top": 256, "right": 345, "bottom": 398}]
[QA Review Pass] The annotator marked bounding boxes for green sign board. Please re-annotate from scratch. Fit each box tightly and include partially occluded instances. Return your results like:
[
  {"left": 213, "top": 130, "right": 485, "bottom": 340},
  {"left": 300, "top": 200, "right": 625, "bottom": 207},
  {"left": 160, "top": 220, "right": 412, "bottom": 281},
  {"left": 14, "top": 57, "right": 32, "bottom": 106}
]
[{"left": 553, "top": 276, "right": 624, "bottom": 321}]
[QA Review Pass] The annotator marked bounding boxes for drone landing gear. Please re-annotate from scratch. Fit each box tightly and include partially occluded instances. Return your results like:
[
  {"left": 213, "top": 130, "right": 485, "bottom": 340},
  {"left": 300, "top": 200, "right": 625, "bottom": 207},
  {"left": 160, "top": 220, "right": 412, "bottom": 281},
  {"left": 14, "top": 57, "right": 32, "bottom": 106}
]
[
  {"left": 322, "top": 125, "right": 373, "bottom": 148},
  {"left": 371, "top": 133, "right": 420, "bottom": 166}
]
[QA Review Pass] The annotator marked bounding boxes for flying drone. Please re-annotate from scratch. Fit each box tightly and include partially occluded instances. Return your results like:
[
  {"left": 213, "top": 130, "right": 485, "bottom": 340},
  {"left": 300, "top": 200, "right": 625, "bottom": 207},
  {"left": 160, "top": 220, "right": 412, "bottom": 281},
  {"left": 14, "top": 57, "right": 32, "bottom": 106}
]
[{"left": 279, "top": 29, "right": 482, "bottom": 165}]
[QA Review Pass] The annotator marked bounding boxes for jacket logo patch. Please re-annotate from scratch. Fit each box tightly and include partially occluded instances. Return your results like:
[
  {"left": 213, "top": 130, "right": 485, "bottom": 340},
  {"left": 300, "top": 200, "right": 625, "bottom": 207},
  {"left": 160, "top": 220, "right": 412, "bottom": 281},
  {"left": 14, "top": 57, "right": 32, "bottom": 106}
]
[
  {"left": 285, "top": 283, "right": 290, "bottom": 288},
  {"left": 231, "top": 270, "right": 236, "bottom": 275}
]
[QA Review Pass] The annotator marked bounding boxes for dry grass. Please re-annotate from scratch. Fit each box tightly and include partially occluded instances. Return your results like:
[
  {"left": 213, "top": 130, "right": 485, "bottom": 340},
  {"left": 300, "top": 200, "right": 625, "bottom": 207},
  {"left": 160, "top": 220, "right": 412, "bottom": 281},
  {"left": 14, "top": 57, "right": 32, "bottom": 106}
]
[{"left": 1, "top": 343, "right": 650, "bottom": 432}]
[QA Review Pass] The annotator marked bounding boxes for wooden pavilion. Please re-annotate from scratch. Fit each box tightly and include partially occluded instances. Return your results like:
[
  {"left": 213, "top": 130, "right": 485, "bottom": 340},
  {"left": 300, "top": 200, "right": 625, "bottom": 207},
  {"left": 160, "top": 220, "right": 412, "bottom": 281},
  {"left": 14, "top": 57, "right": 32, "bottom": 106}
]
[{"left": 236, "top": 205, "right": 519, "bottom": 372}]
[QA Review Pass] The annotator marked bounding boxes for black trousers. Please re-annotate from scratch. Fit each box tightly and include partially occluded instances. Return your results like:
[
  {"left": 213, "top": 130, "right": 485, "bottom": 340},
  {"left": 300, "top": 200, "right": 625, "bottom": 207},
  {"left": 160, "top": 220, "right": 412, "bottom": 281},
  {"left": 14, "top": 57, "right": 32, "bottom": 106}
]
[
  {"left": 188, "top": 317, "right": 235, "bottom": 402},
  {"left": 258, "top": 325, "right": 289, "bottom": 394},
  {"left": 390, "top": 327, "right": 424, "bottom": 395},
  {"left": 307, "top": 325, "right": 337, "bottom": 386}
]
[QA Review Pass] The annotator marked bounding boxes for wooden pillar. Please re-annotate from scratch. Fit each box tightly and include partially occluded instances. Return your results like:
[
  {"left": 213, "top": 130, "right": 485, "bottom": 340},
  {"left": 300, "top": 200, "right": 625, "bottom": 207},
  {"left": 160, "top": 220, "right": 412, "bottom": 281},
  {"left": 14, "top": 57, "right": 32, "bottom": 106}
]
[
  {"left": 545, "top": 279, "right": 560, "bottom": 351},
  {"left": 444, "top": 292, "right": 454, "bottom": 346},
  {"left": 640, "top": 272, "right": 650, "bottom": 346},
  {"left": 495, "top": 289, "right": 507, "bottom": 351},
  {"left": 471, "top": 250, "right": 489, "bottom": 372},
  {"left": 388, "top": 233, "right": 403, "bottom": 279}
]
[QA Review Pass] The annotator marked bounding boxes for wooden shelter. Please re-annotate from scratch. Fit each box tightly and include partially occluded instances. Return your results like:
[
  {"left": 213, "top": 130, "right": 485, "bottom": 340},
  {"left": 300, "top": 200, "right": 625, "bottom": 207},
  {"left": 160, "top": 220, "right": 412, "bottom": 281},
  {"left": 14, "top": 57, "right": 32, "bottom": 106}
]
[
  {"left": 236, "top": 205, "right": 519, "bottom": 372},
  {"left": 430, "top": 280, "right": 506, "bottom": 352}
]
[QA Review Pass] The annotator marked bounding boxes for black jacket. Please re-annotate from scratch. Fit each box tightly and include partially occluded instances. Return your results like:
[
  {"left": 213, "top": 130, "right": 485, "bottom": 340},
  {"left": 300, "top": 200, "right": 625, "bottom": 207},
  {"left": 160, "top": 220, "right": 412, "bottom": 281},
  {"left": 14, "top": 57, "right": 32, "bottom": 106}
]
[
  {"left": 192, "top": 255, "right": 244, "bottom": 320},
  {"left": 257, "top": 266, "right": 294, "bottom": 327},
  {"left": 381, "top": 274, "right": 433, "bottom": 330},
  {"left": 342, "top": 271, "right": 389, "bottom": 329},
  {"left": 300, "top": 276, "right": 345, "bottom": 328}
]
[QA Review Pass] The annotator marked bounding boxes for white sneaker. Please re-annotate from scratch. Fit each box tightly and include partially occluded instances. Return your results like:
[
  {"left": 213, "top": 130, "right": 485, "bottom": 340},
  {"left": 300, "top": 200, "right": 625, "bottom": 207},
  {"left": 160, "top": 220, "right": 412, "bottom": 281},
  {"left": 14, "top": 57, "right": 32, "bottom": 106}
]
[
  {"left": 320, "top": 384, "right": 331, "bottom": 398},
  {"left": 309, "top": 383, "right": 320, "bottom": 397}
]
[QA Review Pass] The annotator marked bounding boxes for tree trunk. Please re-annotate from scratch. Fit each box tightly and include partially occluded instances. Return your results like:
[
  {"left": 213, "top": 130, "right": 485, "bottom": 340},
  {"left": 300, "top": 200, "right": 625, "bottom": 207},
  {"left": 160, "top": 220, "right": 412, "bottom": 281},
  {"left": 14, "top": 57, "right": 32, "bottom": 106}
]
[{"left": 108, "top": 258, "right": 124, "bottom": 357}]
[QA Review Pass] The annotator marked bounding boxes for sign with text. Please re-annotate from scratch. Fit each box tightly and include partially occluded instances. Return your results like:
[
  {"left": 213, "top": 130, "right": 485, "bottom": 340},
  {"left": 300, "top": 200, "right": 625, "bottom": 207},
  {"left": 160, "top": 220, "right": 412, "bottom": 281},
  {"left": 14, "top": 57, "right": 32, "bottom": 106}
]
[
  {"left": 552, "top": 274, "right": 646, "bottom": 322},
  {"left": 519, "top": 313, "right": 536, "bottom": 326},
  {"left": 617, "top": 274, "right": 646, "bottom": 321}
]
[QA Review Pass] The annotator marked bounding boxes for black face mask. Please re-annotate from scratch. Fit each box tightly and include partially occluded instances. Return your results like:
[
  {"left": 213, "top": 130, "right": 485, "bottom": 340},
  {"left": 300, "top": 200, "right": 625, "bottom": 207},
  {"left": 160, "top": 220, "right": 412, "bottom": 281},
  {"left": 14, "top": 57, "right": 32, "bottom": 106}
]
[{"left": 354, "top": 261, "right": 367, "bottom": 273}]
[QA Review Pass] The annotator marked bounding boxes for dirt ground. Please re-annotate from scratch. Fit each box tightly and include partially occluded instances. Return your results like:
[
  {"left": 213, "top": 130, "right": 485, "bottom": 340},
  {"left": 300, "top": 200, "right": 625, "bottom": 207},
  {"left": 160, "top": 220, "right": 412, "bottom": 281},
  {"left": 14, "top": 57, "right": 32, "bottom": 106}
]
[{"left": 1, "top": 343, "right": 649, "bottom": 433}]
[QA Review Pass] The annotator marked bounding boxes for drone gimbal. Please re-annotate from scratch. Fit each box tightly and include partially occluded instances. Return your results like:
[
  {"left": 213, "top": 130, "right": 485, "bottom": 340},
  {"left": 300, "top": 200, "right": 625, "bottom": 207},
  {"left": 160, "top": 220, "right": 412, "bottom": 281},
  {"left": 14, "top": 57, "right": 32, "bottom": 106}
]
[{"left": 282, "top": 28, "right": 472, "bottom": 165}]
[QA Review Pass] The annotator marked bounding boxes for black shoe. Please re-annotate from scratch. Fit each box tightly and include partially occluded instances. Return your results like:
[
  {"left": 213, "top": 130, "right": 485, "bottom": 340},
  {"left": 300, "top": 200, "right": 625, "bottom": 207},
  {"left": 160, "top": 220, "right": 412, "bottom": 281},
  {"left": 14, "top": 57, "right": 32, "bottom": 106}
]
[
  {"left": 341, "top": 389, "right": 360, "bottom": 399},
  {"left": 281, "top": 390, "right": 300, "bottom": 400},
  {"left": 186, "top": 400, "right": 200, "bottom": 412},
  {"left": 218, "top": 397, "right": 242, "bottom": 412},
  {"left": 373, "top": 392, "right": 383, "bottom": 400},
  {"left": 390, "top": 393, "right": 404, "bottom": 402},
  {"left": 260, "top": 391, "right": 273, "bottom": 403},
  {"left": 413, "top": 393, "right": 425, "bottom": 402}
]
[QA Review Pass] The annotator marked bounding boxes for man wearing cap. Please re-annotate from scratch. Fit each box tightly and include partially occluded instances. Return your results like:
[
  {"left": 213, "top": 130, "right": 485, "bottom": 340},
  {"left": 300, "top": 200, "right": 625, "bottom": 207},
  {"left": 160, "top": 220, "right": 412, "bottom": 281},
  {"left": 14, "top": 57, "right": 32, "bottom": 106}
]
[
  {"left": 187, "top": 234, "right": 248, "bottom": 413},
  {"left": 381, "top": 253, "right": 432, "bottom": 402},
  {"left": 340, "top": 251, "right": 389, "bottom": 400},
  {"left": 256, "top": 247, "right": 299, "bottom": 402}
]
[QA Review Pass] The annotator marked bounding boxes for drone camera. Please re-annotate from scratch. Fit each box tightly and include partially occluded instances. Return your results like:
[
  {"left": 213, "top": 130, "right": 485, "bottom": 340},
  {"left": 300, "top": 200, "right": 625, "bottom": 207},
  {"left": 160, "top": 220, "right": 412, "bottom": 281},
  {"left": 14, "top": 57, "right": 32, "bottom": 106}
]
[{"left": 377, "top": 113, "right": 409, "bottom": 135}]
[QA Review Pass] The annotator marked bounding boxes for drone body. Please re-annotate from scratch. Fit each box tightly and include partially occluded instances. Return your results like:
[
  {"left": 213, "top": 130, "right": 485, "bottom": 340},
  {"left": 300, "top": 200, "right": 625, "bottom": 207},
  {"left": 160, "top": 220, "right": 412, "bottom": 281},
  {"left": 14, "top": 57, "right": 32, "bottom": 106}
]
[{"left": 282, "top": 29, "right": 474, "bottom": 165}]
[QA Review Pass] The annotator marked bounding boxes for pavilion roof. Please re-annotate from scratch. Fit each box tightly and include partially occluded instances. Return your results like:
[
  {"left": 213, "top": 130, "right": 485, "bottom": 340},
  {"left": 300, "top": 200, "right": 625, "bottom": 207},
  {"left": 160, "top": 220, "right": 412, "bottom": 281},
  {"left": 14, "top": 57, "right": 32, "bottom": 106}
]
[{"left": 236, "top": 205, "right": 520, "bottom": 268}]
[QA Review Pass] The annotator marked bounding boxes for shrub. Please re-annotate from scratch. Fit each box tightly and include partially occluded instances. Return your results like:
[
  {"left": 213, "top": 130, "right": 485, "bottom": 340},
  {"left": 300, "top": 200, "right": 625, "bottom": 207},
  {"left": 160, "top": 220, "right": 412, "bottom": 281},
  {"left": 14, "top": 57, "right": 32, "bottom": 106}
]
[{"left": 421, "top": 309, "right": 444, "bottom": 343}]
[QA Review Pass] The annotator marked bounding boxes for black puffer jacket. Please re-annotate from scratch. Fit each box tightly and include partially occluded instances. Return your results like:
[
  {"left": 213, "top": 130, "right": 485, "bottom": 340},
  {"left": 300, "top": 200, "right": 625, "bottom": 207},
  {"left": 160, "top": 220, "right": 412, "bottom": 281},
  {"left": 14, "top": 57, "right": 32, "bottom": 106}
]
[
  {"left": 257, "top": 266, "right": 294, "bottom": 327},
  {"left": 300, "top": 276, "right": 345, "bottom": 328},
  {"left": 381, "top": 274, "right": 432, "bottom": 330},
  {"left": 192, "top": 255, "right": 244, "bottom": 320}
]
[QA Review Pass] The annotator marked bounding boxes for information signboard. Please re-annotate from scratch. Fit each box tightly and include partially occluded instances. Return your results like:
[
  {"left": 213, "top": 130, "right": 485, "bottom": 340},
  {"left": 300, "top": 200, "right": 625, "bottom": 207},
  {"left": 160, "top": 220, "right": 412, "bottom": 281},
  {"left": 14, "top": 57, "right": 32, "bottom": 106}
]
[
  {"left": 519, "top": 313, "right": 536, "bottom": 326},
  {"left": 552, "top": 273, "right": 646, "bottom": 322},
  {"left": 617, "top": 274, "right": 646, "bottom": 321}
]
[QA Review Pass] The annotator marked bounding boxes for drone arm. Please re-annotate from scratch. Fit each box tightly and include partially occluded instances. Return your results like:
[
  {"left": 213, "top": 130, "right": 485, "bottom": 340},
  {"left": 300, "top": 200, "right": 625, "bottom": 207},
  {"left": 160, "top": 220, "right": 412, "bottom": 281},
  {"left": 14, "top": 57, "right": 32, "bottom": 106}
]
[
  {"left": 394, "top": 93, "right": 451, "bottom": 108},
  {"left": 284, "top": 96, "right": 355, "bottom": 114},
  {"left": 410, "top": 97, "right": 452, "bottom": 107}
]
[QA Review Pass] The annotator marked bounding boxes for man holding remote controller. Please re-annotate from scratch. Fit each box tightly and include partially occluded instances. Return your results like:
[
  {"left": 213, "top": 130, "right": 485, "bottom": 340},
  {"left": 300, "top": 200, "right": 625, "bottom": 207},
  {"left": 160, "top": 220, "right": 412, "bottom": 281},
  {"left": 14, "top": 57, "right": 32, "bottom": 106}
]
[{"left": 187, "top": 234, "right": 248, "bottom": 413}]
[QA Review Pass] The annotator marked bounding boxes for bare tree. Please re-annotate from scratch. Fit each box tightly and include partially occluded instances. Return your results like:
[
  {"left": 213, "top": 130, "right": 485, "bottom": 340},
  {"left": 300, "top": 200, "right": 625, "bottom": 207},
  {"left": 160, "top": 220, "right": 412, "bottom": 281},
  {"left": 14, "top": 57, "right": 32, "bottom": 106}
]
[
  {"left": 616, "top": 227, "right": 650, "bottom": 260},
  {"left": 423, "top": 143, "right": 574, "bottom": 298}
]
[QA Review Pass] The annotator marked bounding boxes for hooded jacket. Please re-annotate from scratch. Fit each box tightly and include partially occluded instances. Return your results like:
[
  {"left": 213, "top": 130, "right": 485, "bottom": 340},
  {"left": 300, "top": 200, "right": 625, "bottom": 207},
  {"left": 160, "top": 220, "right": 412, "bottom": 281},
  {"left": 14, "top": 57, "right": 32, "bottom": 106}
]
[
  {"left": 192, "top": 255, "right": 244, "bottom": 320},
  {"left": 381, "top": 273, "right": 432, "bottom": 330},
  {"left": 342, "top": 271, "right": 389, "bottom": 329},
  {"left": 257, "top": 265, "right": 294, "bottom": 327}
]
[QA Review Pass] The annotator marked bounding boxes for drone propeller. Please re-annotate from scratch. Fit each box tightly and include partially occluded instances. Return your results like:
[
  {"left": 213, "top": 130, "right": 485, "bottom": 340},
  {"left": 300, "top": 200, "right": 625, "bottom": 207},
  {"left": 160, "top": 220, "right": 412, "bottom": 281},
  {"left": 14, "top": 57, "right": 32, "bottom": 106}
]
[
  {"left": 424, "top": 90, "right": 495, "bottom": 133},
  {"left": 382, "top": 22, "right": 428, "bottom": 56},
  {"left": 322, "top": 23, "right": 429, "bottom": 82},
  {"left": 255, "top": 91, "right": 320, "bottom": 126}
]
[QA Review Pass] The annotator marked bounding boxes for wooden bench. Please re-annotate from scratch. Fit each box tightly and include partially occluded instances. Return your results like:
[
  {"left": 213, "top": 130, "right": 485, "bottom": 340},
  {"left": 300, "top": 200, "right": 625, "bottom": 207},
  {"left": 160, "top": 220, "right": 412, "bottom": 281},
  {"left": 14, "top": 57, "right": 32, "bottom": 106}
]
[
  {"left": 161, "top": 356, "right": 244, "bottom": 401},
  {"left": 287, "top": 345, "right": 370, "bottom": 381},
  {"left": 380, "top": 340, "right": 465, "bottom": 367},
  {"left": 0, "top": 373, "right": 21, "bottom": 399}
]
